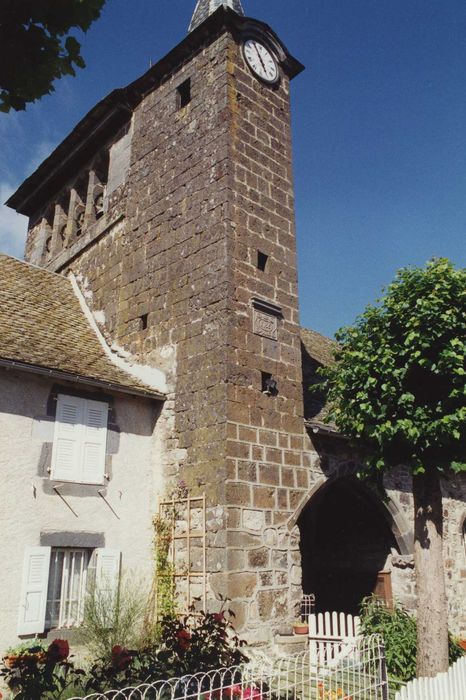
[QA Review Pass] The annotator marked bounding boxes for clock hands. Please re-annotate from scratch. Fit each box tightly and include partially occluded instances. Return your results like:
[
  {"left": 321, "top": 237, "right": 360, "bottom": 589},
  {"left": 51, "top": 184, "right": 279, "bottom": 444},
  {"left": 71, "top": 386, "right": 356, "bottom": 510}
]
[{"left": 253, "top": 42, "right": 267, "bottom": 74}]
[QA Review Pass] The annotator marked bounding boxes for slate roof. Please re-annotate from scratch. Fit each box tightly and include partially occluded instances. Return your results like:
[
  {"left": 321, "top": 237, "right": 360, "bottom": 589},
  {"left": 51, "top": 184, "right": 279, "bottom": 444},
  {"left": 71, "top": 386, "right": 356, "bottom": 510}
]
[
  {"left": 0, "top": 255, "right": 164, "bottom": 398},
  {"left": 189, "top": 0, "right": 245, "bottom": 32},
  {"left": 300, "top": 327, "right": 338, "bottom": 430}
]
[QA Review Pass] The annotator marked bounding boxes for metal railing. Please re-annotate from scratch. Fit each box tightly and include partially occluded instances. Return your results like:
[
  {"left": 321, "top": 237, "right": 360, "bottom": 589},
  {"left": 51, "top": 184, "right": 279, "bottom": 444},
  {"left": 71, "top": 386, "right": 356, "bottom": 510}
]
[
  {"left": 70, "top": 634, "right": 388, "bottom": 700},
  {"left": 300, "top": 594, "right": 316, "bottom": 621}
]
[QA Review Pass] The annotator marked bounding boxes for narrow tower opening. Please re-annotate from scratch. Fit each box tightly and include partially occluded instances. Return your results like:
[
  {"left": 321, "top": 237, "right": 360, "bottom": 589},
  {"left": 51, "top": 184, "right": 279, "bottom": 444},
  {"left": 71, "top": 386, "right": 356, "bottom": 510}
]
[
  {"left": 257, "top": 251, "right": 268, "bottom": 271},
  {"left": 177, "top": 79, "right": 191, "bottom": 109}
]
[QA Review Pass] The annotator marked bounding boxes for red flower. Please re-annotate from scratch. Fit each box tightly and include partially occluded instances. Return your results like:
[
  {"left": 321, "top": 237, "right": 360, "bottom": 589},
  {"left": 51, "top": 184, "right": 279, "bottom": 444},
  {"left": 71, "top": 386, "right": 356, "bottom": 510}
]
[
  {"left": 242, "top": 688, "right": 262, "bottom": 700},
  {"left": 205, "top": 686, "right": 242, "bottom": 700},
  {"left": 176, "top": 628, "right": 191, "bottom": 652},
  {"left": 46, "top": 639, "right": 69, "bottom": 663},
  {"left": 213, "top": 612, "right": 225, "bottom": 623},
  {"left": 111, "top": 645, "right": 133, "bottom": 671}
]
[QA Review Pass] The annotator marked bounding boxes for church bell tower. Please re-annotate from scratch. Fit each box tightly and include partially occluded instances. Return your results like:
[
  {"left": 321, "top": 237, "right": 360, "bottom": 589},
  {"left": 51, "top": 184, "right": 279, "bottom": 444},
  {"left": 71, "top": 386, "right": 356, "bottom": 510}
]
[{"left": 11, "top": 0, "right": 307, "bottom": 641}]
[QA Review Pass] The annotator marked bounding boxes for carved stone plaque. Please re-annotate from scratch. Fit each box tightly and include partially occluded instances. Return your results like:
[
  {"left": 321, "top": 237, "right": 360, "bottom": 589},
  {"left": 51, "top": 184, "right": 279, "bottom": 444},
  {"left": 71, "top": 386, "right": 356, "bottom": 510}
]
[{"left": 253, "top": 308, "right": 278, "bottom": 340}]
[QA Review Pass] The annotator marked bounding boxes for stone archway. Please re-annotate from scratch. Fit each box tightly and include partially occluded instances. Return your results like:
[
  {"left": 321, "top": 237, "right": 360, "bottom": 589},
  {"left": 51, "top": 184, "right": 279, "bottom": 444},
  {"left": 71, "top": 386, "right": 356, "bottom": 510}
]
[{"left": 294, "top": 471, "right": 413, "bottom": 615}]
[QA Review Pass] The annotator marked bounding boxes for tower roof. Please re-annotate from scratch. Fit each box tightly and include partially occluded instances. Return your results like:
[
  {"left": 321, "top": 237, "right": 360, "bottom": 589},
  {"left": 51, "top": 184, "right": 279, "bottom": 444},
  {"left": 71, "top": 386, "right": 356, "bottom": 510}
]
[{"left": 189, "top": 0, "right": 245, "bottom": 33}]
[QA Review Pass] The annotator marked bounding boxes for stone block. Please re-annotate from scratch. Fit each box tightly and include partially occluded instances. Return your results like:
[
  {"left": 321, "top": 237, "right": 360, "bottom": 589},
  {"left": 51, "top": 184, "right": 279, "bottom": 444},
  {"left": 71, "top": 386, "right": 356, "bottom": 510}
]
[
  {"left": 277, "top": 490, "right": 289, "bottom": 510},
  {"left": 226, "top": 482, "right": 251, "bottom": 506},
  {"left": 259, "top": 570, "right": 274, "bottom": 587},
  {"left": 272, "top": 549, "right": 288, "bottom": 570},
  {"left": 266, "top": 448, "right": 283, "bottom": 464},
  {"left": 227, "top": 572, "right": 258, "bottom": 599},
  {"left": 262, "top": 527, "right": 278, "bottom": 547},
  {"left": 281, "top": 467, "right": 295, "bottom": 487},
  {"left": 248, "top": 547, "right": 270, "bottom": 569},
  {"left": 257, "top": 590, "right": 288, "bottom": 621},
  {"left": 228, "top": 508, "right": 241, "bottom": 529},
  {"left": 227, "top": 530, "right": 261, "bottom": 548},
  {"left": 259, "top": 464, "right": 280, "bottom": 485},
  {"left": 243, "top": 509, "right": 265, "bottom": 531},
  {"left": 227, "top": 440, "right": 251, "bottom": 460},
  {"left": 253, "top": 485, "right": 276, "bottom": 508},
  {"left": 290, "top": 564, "right": 301, "bottom": 585},
  {"left": 229, "top": 600, "right": 248, "bottom": 630},
  {"left": 228, "top": 548, "right": 246, "bottom": 571},
  {"left": 258, "top": 429, "right": 278, "bottom": 447},
  {"left": 238, "top": 425, "right": 257, "bottom": 443},
  {"left": 237, "top": 461, "right": 258, "bottom": 481}
]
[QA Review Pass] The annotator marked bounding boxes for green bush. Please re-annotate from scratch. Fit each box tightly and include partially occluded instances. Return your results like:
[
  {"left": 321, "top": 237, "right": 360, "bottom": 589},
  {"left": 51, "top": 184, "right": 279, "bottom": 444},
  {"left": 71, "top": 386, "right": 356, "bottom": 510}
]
[
  {"left": 77, "top": 573, "right": 154, "bottom": 660},
  {"left": 360, "top": 596, "right": 464, "bottom": 683}
]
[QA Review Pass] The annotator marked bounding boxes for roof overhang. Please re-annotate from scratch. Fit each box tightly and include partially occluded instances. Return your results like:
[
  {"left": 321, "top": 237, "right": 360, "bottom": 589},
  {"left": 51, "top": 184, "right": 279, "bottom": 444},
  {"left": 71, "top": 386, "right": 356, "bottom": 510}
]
[
  {"left": 304, "top": 419, "right": 347, "bottom": 439},
  {"left": 0, "top": 358, "right": 165, "bottom": 400}
]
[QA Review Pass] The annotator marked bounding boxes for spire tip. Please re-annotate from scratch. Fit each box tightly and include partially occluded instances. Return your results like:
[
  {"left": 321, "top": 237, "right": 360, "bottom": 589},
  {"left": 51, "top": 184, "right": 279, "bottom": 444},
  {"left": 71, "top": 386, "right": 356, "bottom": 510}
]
[{"left": 189, "top": 0, "right": 245, "bottom": 33}]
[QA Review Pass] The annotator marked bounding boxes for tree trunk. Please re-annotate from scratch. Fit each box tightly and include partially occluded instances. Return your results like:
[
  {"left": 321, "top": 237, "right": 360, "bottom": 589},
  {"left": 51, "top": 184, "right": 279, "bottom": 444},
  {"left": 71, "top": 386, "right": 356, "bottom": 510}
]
[{"left": 413, "top": 465, "right": 449, "bottom": 677}]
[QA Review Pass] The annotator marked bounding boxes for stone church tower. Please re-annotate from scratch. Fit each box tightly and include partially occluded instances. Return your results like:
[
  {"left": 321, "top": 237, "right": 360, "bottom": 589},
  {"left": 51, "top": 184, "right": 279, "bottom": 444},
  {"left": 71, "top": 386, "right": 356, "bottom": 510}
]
[
  {"left": 7, "top": 0, "right": 466, "bottom": 645},
  {"left": 9, "top": 0, "right": 308, "bottom": 639}
]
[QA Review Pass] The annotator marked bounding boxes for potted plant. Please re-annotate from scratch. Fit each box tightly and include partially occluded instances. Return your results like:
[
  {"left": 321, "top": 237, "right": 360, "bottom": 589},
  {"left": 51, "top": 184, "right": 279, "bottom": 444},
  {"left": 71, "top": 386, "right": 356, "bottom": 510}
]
[
  {"left": 3, "top": 640, "right": 47, "bottom": 669},
  {"left": 292, "top": 619, "right": 309, "bottom": 635}
]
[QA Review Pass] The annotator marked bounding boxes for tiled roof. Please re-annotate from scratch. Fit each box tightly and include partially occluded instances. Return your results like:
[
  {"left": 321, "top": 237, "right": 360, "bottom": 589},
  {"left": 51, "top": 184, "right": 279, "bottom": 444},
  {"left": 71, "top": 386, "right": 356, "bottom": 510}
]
[
  {"left": 300, "top": 327, "right": 337, "bottom": 368},
  {"left": 300, "top": 327, "right": 338, "bottom": 428},
  {"left": 0, "top": 254, "right": 164, "bottom": 398}
]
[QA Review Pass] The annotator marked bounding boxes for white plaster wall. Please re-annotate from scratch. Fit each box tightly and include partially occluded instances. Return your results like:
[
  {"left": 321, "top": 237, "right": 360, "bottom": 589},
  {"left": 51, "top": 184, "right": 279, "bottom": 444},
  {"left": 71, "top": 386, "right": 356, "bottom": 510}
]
[{"left": 0, "top": 368, "right": 167, "bottom": 653}]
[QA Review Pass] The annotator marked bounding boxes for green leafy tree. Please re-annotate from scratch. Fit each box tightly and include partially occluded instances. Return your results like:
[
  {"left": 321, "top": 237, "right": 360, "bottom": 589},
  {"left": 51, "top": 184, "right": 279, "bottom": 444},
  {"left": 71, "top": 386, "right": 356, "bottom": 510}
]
[
  {"left": 318, "top": 258, "right": 466, "bottom": 677},
  {"left": 0, "top": 0, "right": 107, "bottom": 112}
]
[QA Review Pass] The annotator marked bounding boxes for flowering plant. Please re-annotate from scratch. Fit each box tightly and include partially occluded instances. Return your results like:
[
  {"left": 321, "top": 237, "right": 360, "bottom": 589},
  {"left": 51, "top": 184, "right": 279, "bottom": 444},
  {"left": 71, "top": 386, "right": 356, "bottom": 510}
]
[
  {"left": 317, "top": 682, "right": 352, "bottom": 700},
  {"left": 82, "top": 606, "right": 246, "bottom": 693},
  {"left": 0, "top": 639, "right": 84, "bottom": 699}
]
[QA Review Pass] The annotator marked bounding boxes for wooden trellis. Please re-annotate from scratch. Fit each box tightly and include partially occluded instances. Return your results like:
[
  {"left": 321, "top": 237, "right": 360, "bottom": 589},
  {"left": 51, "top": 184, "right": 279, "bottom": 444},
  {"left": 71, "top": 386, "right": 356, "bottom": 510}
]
[{"left": 155, "top": 493, "right": 207, "bottom": 617}]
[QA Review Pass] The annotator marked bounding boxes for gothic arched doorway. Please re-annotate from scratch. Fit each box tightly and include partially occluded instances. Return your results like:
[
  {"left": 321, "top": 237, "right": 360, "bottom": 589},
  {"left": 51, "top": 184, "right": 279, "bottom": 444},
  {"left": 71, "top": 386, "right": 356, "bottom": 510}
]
[{"left": 298, "top": 475, "right": 399, "bottom": 615}]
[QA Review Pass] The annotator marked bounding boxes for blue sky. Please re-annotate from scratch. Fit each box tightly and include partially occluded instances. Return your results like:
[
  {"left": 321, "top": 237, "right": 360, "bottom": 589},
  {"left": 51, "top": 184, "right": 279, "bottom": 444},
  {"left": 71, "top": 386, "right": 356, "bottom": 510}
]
[{"left": 1, "top": 0, "right": 465, "bottom": 338}]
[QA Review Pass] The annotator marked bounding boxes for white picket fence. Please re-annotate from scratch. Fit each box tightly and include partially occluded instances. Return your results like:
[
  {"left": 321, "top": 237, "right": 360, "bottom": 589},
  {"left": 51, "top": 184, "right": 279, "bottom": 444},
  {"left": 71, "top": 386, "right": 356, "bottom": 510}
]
[
  {"left": 309, "top": 611, "right": 362, "bottom": 667},
  {"left": 395, "top": 655, "right": 466, "bottom": 700}
]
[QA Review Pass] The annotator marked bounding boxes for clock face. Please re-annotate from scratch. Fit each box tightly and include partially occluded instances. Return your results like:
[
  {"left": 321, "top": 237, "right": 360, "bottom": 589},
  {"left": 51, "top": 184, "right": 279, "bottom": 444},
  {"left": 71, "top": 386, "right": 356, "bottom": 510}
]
[{"left": 243, "top": 39, "right": 279, "bottom": 85}]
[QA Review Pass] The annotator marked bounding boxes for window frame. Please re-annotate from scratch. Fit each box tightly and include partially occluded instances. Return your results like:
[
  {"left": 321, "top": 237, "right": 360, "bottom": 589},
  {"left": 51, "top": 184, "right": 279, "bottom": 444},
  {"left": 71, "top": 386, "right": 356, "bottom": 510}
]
[
  {"left": 18, "top": 546, "right": 121, "bottom": 635},
  {"left": 45, "top": 547, "right": 90, "bottom": 630}
]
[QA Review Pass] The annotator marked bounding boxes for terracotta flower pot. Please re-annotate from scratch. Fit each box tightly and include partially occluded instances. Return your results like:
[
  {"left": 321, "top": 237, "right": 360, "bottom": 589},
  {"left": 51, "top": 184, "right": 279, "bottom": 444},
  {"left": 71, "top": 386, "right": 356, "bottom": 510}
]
[
  {"left": 459, "top": 639, "right": 466, "bottom": 652},
  {"left": 4, "top": 652, "right": 43, "bottom": 669},
  {"left": 293, "top": 624, "right": 309, "bottom": 635}
]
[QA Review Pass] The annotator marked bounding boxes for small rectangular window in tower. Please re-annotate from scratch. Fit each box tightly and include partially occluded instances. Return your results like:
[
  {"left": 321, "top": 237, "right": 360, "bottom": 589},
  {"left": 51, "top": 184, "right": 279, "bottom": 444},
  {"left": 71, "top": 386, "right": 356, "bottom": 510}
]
[
  {"left": 261, "top": 372, "right": 279, "bottom": 396},
  {"left": 257, "top": 251, "right": 268, "bottom": 272},
  {"left": 140, "top": 314, "right": 149, "bottom": 331},
  {"left": 177, "top": 78, "right": 191, "bottom": 109}
]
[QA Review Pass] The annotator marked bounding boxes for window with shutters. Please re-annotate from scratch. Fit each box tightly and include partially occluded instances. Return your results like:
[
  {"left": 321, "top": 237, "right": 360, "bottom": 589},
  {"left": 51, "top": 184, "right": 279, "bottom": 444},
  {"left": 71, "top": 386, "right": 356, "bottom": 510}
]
[
  {"left": 51, "top": 394, "right": 108, "bottom": 484},
  {"left": 18, "top": 547, "right": 121, "bottom": 635}
]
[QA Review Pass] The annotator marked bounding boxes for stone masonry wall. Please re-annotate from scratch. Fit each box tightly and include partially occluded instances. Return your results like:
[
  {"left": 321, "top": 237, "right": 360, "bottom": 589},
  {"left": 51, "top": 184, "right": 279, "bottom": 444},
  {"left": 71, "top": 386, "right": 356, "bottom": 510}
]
[
  {"left": 219, "top": 37, "right": 314, "bottom": 640},
  {"left": 20, "top": 20, "right": 466, "bottom": 643},
  {"left": 59, "top": 32, "right": 239, "bottom": 605}
]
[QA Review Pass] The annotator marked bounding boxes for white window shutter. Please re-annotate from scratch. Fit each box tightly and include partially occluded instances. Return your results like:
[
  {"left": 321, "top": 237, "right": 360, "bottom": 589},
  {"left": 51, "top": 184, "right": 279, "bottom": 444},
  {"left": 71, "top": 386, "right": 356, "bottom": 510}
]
[
  {"left": 95, "top": 549, "right": 121, "bottom": 601},
  {"left": 17, "top": 547, "right": 51, "bottom": 635},
  {"left": 81, "top": 399, "right": 108, "bottom": 484},
  {"left": 51, "top": 395, "right": 83, "bottom": 481}
]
